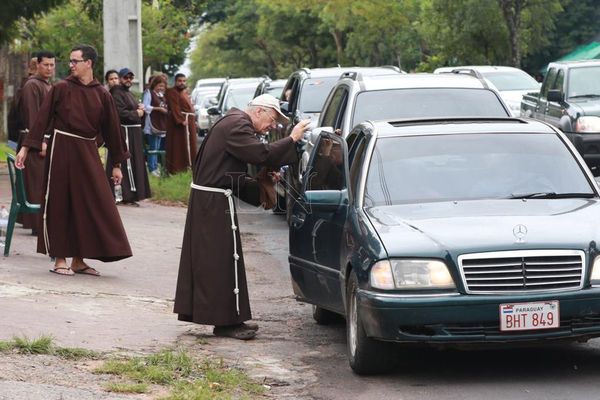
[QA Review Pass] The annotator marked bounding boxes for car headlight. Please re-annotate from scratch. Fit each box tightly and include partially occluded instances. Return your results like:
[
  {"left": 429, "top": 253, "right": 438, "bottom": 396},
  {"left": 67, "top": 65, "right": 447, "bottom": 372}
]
[
  {"left": 591, "top": 256, "right": 600, "bottom": 286},
  {"left": 575, "top": 116, "right": 600, "bottom": 133},
  {"left": 370, "top": 259, "right": 456, "bottom": 290}
]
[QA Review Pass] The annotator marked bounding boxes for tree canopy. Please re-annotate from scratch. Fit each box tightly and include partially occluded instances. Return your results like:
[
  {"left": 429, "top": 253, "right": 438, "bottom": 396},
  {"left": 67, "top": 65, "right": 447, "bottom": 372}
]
[{"left": 4, "top": 0, "right": 598, "bottom": 82}]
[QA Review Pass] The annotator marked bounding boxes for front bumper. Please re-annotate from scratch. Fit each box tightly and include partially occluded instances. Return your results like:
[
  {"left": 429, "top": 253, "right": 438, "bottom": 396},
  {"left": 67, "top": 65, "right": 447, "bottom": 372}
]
[{"left": 358, "top": 288, "right": 600, "bottom": 344}]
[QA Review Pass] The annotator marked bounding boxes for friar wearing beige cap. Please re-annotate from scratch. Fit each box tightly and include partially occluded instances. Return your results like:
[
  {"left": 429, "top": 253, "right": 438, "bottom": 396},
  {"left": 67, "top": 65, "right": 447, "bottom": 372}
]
[{"left": 174, "top": 94, "right": 310, "bottom": 340}]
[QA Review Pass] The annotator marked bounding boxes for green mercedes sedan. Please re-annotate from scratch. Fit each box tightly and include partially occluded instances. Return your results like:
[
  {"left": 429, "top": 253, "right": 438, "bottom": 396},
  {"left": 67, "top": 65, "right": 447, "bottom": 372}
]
[{"left": 288, "top": 117, "right": 600, "bottom": 374}]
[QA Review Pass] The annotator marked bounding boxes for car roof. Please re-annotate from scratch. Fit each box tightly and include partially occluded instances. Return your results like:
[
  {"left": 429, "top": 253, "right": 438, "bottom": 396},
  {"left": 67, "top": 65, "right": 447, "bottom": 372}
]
[
  {"left": 292, "top": 66, "right": 402, "bottom": 79},
  {"left": 548, "top": 60, "right": 600, "bottom": 68},
  {"left": 365, "top": 117, "right": 557, "bottom": 138},
  {"left": 434, "top": 65, "right": 524, "bottom": 74},
  {"left": 225, "top": 77, "right": 265, "bottom": 89},
  {"left": 195, "top": 78, "right": 226, "bottom": 87},
  {"left": 340, "top": 73, "right": 490, "bottom": 91}
]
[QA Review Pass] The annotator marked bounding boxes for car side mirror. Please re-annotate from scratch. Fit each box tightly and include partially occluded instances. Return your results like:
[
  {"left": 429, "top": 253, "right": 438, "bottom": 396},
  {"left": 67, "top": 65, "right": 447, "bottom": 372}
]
[
  {"left": 207, "top": 106, "right": 221, "bottom": 116},
  {"left": 208, "top": 97, "right": 218, "bottom": 106},
  {"left": 304, "top": 190, "right": 342, "bottom": 212},
  {"left": 547, "top": 90, "right": 564, "bottom": 103}
]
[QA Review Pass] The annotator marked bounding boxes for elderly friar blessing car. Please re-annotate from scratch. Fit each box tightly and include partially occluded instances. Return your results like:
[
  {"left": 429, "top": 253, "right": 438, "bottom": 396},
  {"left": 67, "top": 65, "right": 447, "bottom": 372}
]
[{"left": 288, "top": 116, "right": 600, "bottom": 374}]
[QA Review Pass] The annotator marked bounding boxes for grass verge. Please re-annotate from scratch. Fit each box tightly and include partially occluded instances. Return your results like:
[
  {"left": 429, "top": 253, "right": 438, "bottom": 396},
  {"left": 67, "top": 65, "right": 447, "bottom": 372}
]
[
  {"left": 148, "top": 170, "right": 192, "bottom": 206},
  {"left": 0, "top": 335, "right": 99, "bottom": 359},
  {"left": 95, "top": 349, "right": 265, "bottom": 398},
  {"left": 0, "top": 142, "right": 15, "bottom": 162}
]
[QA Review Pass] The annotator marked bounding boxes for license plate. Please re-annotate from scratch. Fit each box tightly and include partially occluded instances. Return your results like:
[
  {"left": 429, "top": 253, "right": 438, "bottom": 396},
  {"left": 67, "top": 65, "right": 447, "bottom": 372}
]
[{"left": 499, "top": 300, "right": 560, "bottom": 331}]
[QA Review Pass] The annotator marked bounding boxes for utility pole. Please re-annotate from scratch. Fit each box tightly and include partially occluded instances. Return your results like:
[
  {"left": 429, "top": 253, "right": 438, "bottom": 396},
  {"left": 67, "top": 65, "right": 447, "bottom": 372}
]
[{"left": 103, "top": 0, "right": 143, "bottom": 92}]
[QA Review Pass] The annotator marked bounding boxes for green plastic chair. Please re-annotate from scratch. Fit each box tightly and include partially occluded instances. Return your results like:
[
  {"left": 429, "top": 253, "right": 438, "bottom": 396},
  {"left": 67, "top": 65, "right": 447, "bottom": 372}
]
[{"left": 4, "top": 154, "right": 41, "bottom": 256}]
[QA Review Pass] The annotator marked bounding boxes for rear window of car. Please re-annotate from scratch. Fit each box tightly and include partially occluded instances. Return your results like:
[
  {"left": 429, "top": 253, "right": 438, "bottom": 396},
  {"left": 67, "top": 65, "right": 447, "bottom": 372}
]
[
  {"left": 364, "top": 133, "right": 593, "bottom": 206},
  {"left": 224, "top": 87, "right": 256, "bottom": 111},
  {"left": 299, "top": 77, "right": 339, "bottom": 113},
  {"left": 483, "top": 71, "right": 540, "bottom": 91},
  {"left": 352, "top": 88, "right": 509, "bottom": 127}
]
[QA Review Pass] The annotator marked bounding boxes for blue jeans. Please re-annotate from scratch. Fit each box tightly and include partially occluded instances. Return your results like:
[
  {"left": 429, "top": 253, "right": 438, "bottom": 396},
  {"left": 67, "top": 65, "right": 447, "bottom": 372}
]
[{"left": 146, "top": 135, "right": 164, "bottom": 172}]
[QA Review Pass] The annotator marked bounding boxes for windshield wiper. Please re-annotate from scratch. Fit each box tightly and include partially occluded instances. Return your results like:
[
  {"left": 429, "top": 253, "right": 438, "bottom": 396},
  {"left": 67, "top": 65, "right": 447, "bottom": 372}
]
[
  {"left": 508, "top": 192, "right": 596, "bottom": 199},
  {"left": 569, "top": 94, "right": 600, "bottom": 99}
]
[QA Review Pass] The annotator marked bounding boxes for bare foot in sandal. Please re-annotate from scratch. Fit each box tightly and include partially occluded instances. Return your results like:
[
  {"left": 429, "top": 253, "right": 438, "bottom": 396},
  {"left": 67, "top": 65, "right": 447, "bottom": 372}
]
[
  {"left": 50, "top": 259, "right": 74, "bottom": 276},
  {"left": 71, "top": 257, "right": 101, "bottom": 276}
]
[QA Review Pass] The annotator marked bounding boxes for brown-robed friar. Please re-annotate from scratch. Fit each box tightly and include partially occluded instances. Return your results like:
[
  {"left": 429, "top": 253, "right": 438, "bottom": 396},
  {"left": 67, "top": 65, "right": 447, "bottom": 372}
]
[
  {"left": 15, "top": 44, "right": 132, "bottom": 277},
  {"left": 174, "top": 94, "right": 311, "bottom": 340}
]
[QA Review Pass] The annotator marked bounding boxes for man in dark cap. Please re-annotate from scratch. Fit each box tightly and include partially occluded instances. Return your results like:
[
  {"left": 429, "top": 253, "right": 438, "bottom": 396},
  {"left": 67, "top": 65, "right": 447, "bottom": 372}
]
[{"left": 105, "top": 67, "right": 151, "bottom": 206}]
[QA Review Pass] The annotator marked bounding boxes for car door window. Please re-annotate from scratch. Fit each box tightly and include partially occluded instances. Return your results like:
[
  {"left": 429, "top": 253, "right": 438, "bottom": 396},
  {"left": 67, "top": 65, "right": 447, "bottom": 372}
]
[
  {"left": 541, "top": 68, "right": 557, "bottom": 99},
  {"left": 321, "top": 87, "right": 348, "bottom": 128},
  {"left": 305, "top": 136, "right": 346, "bottom": 191},
  {"left": 551, "top": 69, "right": 565, "bottom": 97},
  {"left": 349, "top": 134, "right": 368, "bottom": 196}
]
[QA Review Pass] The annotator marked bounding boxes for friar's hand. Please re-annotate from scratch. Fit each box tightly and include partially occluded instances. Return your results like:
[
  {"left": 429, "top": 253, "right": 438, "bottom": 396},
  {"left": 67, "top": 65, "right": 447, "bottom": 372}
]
[
  {"left": 112, "top": 167, "right": 123, "bottom": 185},
  {"left": 15, "top": 147, "right": 29, "bottom": 169},
  {"left": 40, "top": 142, "right": 47, "bottom": 158},
  {"left": 290, "top": 119, "right": 311, "bottom": 142}
]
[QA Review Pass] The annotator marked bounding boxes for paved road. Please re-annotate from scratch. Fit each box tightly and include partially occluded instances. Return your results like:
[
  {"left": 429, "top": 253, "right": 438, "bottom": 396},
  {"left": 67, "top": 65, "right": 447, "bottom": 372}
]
[{"left": 2, "top": 167, "right": 600, "bottom": 399}]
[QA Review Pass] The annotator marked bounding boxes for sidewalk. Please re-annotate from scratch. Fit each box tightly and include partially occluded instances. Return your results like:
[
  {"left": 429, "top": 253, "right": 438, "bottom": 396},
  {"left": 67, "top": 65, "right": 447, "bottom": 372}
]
[{"left": 0, "top": 164, "right": 192, "bottom": 352}]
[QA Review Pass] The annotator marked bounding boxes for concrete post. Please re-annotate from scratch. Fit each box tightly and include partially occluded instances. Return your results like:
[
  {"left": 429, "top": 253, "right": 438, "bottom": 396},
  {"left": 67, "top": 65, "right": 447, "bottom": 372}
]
[{"left": 103, "top": 0, "right": 143, "bottom": 92}]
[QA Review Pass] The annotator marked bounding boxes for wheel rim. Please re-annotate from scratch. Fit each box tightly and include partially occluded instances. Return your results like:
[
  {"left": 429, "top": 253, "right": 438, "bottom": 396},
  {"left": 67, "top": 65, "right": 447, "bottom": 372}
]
[{"left": 349, "top": 286, "right": 358, "bottom": 358}]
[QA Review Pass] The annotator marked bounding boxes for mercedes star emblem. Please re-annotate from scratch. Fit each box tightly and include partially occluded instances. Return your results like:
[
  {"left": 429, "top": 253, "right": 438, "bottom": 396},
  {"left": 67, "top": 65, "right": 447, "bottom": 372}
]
[{"left": 513, "top": 224, "right": 528, "bottom": 243}]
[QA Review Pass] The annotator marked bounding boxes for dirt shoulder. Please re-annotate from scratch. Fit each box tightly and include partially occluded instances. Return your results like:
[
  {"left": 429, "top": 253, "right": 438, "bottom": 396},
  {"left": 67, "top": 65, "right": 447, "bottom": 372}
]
[{"left": 0, "top": 171, "right": 336, "bottom": 399}]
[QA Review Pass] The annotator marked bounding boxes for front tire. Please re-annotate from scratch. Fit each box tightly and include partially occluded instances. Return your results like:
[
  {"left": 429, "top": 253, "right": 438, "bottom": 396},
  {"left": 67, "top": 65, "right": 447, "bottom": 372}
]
[{"left": 346, "top": 271, "right": 393, "bottom": 375}]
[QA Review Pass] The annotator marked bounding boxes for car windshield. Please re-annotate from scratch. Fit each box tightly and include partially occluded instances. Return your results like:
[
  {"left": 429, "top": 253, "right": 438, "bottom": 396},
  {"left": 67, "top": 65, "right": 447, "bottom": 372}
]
[
  {"left": 352, "top": 89, "right": 509, "bottom": 127},
  {"left": 482, "top": 71, "right": 540, "bottom": 91},
  {"left": 568, "top": 66, "right": 600, "bottom": 98},
  {"left": 364, "top": 133, "right": 593, "bottom": 206},
  {"left": 299, "top": 77, "right": 339, "bottom": 112},
  {"left": 224, "top": 87, "right": 256, "bottom": 111}
]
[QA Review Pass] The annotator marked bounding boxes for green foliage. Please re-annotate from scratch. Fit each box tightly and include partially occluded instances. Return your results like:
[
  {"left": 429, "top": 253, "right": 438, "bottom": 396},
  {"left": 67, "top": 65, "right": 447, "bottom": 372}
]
[
  {"left": 149, "top": 170, "right": 192, "bottom": 205},
  {"left": 0, "top": 340, "right": 15, "bottom": 352},
  {"left": 0, "top": 143, "right": 15, "bottom": 163},
  {"left": 96, "top": 349, "right": 263, "bottom": 398},
  {"left": 12, "top": 335, "right": 53, "bottom": 354},
  {"left": 0, "top": 0, "right": 65, "bottom": 44},
  {"left": 11, "top": 0, "right": 193, "bottom": 78},
  {"left": 54, "top": 347, "right": 100, "bottom": 360},
  {"left": 104, "top": 382, "right": 149, "bottom": 393},
  {"left": 13, "top": 0, "right": 103, "bottom": 78},
  {"left": 142, "top": 0, "right": 191, "bottom": 74}
]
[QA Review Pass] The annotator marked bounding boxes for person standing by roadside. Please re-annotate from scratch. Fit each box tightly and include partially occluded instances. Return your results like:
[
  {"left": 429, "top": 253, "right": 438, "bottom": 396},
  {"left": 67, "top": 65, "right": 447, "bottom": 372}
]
[
  {"left": 7, "top": 57, "right": 38, "bottom": 146},
  {"left": 15, "top": 51, "right": 56, "bottom": 235},
  {"left": 165, "top": 73, "right": 197, "bottom": 174},
  {"left": 106, "top": 67, "right": 151, "bottom": 206},
  {"left": 15, "top": 44, "right": 132, "bottom": 276},
  {"left": 143, "top": 75, "right": 168, "bottom": 176},
  {"left": 174, "top": 94, "right": 311, "bottom": 340},
  {"left": 104, "top": 69, "right": 119, "bottom": 90}
]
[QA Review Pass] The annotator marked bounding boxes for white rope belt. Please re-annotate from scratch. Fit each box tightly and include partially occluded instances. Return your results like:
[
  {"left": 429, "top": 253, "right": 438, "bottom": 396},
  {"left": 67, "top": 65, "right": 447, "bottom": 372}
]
[
  {"left": 182, "top": 112, "right": 195, "bottom": 167},
  {"left": 121, "top": 124, "right": 141, "bottom": 192},
  {"left": 44, "top": 129, "right": 96, "bottom": 254},
  {"left": 190, "top": 182, "right": 241, "bottom": 315}
]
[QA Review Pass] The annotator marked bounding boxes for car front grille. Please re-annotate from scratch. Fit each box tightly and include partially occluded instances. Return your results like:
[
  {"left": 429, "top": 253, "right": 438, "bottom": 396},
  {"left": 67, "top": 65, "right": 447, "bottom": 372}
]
[{"left": 458, "top": 250, "right": 585, "bottom": 294}]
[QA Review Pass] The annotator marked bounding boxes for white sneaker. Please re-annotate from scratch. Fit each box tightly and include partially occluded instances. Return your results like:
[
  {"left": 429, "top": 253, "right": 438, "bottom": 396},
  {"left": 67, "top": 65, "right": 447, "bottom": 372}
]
[{"left": 151, "top": 170, "right": 161, "bottom": 177}]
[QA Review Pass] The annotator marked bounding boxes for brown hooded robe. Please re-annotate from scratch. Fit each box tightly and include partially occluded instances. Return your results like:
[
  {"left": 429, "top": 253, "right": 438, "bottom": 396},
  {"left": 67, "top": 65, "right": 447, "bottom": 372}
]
[
  {"left": 16, "top": 75, "right": 52, "bottom": 230},
  {"left": 22, "top": 76, "right": 132, "bottom": 261},
  {"left": 165, "top": 87, "right": 197, "bottom": 174},
  {"left": 174, "top": 108, "right": 297, "bottom": 326}
]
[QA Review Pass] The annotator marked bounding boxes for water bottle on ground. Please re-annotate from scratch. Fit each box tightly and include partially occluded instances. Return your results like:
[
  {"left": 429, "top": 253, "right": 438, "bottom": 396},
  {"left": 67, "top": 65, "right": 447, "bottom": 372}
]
[{"left": 114, "top": 184, "right": 123, "bottom": 203}]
